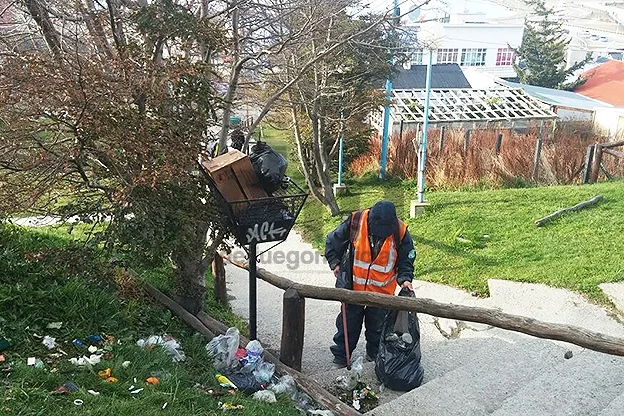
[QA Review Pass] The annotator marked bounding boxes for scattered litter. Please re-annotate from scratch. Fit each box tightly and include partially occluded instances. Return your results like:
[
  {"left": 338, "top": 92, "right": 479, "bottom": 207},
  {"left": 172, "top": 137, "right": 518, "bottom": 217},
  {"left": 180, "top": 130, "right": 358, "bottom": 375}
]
[
  {"left": 87, "top": 390, "right": 100, "bottom": 396},
  {"left": 86, "top": 334, "right": 103, "bottom": 344},
  {"left": 106, "top": 377, "right": 118, "bottom": 383},
  {"left": 69, "top": 354, "right": 102, "bottom": 366},
  {"left": 129, "top": 385, "right": 135, "bottom": 390},
  {"left": 42, "top": 336, "right": 56, "bottom": 350},
  {"left": 130, "top": 388, "right": 144, "bottom": 394},
  {"left": 46, "top": 322, "right": 63, "bottom": 330},
  {"left": 564, "top": 350, "right": 573, "bottom": 359},
  {"left": 240, "top": 340, "right": 263, "bottom": 371},
  {"left": 0, "top": 355, "right": 5, "bottom": 363},
  {"left": 88, "top": 345, "right": 98, "bottom": 354},
  {"left": 205, "top": 328, "right": 239, "bottom": 371},
  {"left": 122, "top": 361, "right": 131, "bottom": 368},
  {"left": 97, "top": 368, "right": 112, "bottom": 379},
  {"left": 137, "top": 335, "right": 185, "bottom": 362},
  {"left": 219, "top": 402, "right": 244, "bottom": 411},
  {"left": 253, "top": 360, "right": 275, "bottom": 384},
  {"left": 335, "top": 356, "right": 363, "bottom": 391},
  {"left": 352, "top": 399, "right": 360, "bottom": 411},
  {"left": 73, "top": 399, "right": 84, "bottom": 406},
  {"left": 222, "top": 372, "right": 262, "bottom": 394},
  {"left": 133, "top": 377, "right": 137, "bottom": 383},
  {"left": 27, "top": 357, "right": 36, "bottom": 366},
  {"left": 215, "top": 373, "right": 237, "bottom": 389},
  {"left": 52, "top": 381, "right": 79, "bottom": 395},
  {"left": 252, "top": 390, "right": 276, "bottom": 403},
  {"left": 146, "top": 377, "right": 159, "bottom": 385},
  {"left": 269, "top": 375, "right": 297, "bottom": 396},
  {"left": 72, "top": 339, "right": 84, "bottom": 348},
  {"left": 309, "top": 411, "right": 334, "bottom": 416},
  {"left": 162, "top": 402, "right": 168, "bottom": 410}
]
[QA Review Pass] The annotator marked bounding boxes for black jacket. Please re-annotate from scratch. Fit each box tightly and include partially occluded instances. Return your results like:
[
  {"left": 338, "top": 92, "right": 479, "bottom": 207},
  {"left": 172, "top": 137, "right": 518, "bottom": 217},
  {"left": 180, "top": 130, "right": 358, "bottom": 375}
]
[{"left": 324, "top": 214, "right": 416, "bottom": 286}]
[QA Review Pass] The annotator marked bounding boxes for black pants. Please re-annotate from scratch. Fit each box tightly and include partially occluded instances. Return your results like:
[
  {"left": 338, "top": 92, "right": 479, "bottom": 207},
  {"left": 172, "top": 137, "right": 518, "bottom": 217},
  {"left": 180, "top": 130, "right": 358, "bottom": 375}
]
[{"left": 330, "top": 303, "right": 387, "bottom": 364}]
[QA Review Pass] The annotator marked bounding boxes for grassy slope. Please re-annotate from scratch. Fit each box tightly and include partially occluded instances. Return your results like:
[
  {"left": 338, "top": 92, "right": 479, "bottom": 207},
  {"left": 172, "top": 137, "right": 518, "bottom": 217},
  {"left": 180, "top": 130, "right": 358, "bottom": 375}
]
[
  {"left": 264, "top": 129, "right": 624, "bottom": 301},
  {"left": 0, "top": 225, "right": 298, "bottom": 415}
]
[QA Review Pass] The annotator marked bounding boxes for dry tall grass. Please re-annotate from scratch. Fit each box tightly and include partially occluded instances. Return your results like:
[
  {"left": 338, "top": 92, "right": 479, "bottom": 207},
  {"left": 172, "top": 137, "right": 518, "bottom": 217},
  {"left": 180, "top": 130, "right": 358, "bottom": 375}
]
[{"left": 350, "top": 124, "right": 623, "bottom": 188}]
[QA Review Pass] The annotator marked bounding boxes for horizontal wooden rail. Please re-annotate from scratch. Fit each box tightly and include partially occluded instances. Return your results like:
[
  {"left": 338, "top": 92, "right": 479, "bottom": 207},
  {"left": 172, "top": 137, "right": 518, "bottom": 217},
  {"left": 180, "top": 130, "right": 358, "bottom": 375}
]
[
  {"left": 224, "top": 255, "right": 624, "bottom": 357},
  {"left": 601, "top": 140, "right": 624, "bottom": 149}
]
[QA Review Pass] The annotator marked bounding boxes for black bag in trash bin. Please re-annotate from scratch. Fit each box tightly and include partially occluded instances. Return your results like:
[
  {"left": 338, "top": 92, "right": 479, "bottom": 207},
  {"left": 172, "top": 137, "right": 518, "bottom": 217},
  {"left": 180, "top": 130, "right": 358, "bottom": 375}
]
[
  {"left": 249, "top": 141, "right": 288, "bottom": 193},
  {"left": 375, "top": 288, "right": 424, "bottom": 391}
]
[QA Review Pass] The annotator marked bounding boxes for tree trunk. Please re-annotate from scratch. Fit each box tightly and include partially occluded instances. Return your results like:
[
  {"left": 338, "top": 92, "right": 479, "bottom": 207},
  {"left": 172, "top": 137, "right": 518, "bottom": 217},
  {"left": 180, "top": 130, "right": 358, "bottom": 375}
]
[
  {"left": 25, "top": 0, "right": 62, "bottom": 58},
  {"left": 172, "top": 220, "right": 210, "bottom": 314}
]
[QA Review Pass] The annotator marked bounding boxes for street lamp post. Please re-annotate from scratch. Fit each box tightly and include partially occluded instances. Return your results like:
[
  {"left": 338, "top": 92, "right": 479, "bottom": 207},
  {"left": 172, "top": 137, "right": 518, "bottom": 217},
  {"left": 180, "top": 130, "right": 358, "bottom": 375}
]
[{"left": 410, "top": 21, "right": 445, "bottom": 217}]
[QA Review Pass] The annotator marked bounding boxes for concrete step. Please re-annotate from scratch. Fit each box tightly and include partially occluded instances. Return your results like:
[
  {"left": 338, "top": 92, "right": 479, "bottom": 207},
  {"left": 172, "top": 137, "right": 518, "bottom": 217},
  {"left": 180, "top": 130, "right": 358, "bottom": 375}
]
[
  {"left": 311, "top": 336, "right": 527, "bottom": 408},
  {"left": 598, "top": 391, "right": 624, "bottom": 416},
  {"left": 491, "top": 350, "right": 624, "bottom": 416},
  {"left": 365, "top": 338, "right": 567, "bottom": 416}
]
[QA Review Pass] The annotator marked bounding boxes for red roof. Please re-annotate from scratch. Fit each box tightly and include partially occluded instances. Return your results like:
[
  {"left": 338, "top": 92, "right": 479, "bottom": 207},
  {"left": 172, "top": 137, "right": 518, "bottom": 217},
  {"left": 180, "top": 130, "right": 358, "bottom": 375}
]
[{"left": 575, "top": 60, "right": 624, "bottom": 106}]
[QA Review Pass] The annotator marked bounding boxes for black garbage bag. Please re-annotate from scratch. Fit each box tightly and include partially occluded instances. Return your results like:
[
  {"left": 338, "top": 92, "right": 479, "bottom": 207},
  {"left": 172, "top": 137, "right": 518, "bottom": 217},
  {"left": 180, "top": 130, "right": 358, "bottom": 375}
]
[
  {"left": 375, "top": 288, "right": 424, "bottom": 391},
  {"left": 249, "top": 141, "right": 288, "bottom": 193},
  {"left": 223, "top": 371, "right": 262, "bottom": 394}
]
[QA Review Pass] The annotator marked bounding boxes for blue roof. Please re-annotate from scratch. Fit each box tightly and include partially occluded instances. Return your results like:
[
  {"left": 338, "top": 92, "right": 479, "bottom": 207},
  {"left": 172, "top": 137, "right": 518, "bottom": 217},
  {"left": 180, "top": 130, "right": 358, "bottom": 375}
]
[{"left": 498, "top": 81, "right": 611, "bottom": 111}]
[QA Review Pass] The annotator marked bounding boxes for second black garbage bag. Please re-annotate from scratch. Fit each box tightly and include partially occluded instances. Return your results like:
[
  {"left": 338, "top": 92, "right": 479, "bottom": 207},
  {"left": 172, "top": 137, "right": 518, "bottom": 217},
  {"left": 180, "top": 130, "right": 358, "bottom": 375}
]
[{"left": 249, "top": 141, "right": 288, "bottom": 194}]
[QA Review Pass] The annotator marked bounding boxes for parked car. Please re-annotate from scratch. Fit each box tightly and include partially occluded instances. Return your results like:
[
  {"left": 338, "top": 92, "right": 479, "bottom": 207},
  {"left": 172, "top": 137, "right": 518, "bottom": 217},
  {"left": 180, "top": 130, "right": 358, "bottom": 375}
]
[
  {"left": 600, "top": 36, "right": 609, "bottom": 42},
  {"left": 590, "top": 34, "right": 600, "bottom": 41},
  {"left": 579, "top": 30, "right": 591, "bottom": 38}
]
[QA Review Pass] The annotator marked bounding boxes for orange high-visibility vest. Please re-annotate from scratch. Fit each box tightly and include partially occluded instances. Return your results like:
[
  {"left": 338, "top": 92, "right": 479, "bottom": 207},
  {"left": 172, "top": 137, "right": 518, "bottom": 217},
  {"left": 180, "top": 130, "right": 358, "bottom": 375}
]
[{"left": 351, "top": 209, "right": 407, "bottom": 295}]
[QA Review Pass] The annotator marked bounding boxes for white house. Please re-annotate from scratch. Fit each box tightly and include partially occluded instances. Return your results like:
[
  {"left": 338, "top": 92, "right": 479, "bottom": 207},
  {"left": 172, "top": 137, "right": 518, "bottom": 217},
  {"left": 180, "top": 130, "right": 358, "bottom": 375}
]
[{"left": 403, "top": 14, "right": 524, "bottom": 79}]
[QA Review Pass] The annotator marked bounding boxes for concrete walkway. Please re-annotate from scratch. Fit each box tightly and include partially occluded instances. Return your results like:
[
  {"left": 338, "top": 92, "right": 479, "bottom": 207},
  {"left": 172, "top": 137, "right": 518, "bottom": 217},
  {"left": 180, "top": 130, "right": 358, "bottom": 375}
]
[{"left": 226, "top": 230, "right": 624, "bottom": 372}]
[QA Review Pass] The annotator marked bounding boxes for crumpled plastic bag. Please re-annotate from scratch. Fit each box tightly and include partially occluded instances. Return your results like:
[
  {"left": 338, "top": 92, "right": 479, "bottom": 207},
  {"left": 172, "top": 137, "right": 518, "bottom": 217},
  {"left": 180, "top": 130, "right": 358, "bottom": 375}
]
[
  {"left": 241, "top": 339, "right": 263, "bottom": 372},
  {"left": 335, "top": 356, "right": 363, "bottom": 391},
  {"left": 252, "top": 389, "right": 277, "bottom": 403},
  {"left": 69, "top": 354, "right": 102, "bottom": 366},
  {"left": 253, "top": 359, "right": 275, "bottom": 384},
  {"left": 137, "top": 335, "right": 186, "bottom": 362},
  {"left": 269, "top": 374, "right": 297, "bottom": 396},
  {"left": 309, "top": 411, "right": 335, "bottom": 416},
  {"left": 205, "top": 327, "right": 240, "bottom": 371}
]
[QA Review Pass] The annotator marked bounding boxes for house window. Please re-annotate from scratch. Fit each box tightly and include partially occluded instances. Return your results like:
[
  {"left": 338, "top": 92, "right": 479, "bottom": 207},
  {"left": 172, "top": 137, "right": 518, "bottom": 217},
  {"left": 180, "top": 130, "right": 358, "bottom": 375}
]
[
  {"left": 496, "top": 48, "right": 515, "bottom": 66},
  {"left": 461, "top": 48, "right": 487, "bottom": 66},
  {"left": 437, "top": 48, "right": 459, "bottom": 64},
  {"left": 411, "top": 49, "right": 424, "bottom": 65}
]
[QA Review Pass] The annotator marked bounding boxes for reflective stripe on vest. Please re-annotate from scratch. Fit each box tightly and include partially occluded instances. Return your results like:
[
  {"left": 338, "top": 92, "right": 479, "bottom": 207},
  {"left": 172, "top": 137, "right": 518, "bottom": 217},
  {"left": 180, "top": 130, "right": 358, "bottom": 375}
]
[
  {"left": 352, "top": 274, "right": 396, "bottom": 287},
  {"left": 353, "top": 238, "right": 397, "bottom": 274}
]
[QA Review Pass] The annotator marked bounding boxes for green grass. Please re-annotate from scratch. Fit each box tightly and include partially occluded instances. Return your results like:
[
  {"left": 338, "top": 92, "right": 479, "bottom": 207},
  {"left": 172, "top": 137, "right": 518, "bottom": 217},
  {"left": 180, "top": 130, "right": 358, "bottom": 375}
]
[
  {"left": 0, "top": 224, "right": 298, "bottom": 415},
  {"left": 263, "top": 128, "right": 624, "bottom": 302}
]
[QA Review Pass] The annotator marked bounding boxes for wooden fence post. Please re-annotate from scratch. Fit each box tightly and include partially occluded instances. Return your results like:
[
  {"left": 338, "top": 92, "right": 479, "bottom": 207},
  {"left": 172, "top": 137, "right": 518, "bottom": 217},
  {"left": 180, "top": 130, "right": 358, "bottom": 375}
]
[
  {"left": 532, "top": 130, "right": 543, "bottom": 182},
  {"left": 589, "top": 144, "right": 603, "bottom": 183},
  {"left": 463, "top": 129, "right": 471, "bottom": 155},
  {"left": 438, "top": 126, "right": 445, "bottom": 153},
  {"left": 495, "top": 133, "right": 503, "bottom": 155},
  {"left": 399, "top": 120, "right": 404, "bottom": 141},
  {"left": 583, "top": 145, "right": 595, "bottom": 184},
  {"left": 280, "top": 288, "right": 305, "bottom": 371},
  {"left": 212, "top": 256, "right": 228, "bottom": 306}
]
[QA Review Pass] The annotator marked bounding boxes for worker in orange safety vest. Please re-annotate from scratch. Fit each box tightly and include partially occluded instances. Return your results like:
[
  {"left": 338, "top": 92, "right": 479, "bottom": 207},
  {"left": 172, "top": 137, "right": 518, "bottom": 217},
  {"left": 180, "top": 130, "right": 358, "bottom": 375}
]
[{"left": 324, "top": 201, "right": 416, "bottom": 368}]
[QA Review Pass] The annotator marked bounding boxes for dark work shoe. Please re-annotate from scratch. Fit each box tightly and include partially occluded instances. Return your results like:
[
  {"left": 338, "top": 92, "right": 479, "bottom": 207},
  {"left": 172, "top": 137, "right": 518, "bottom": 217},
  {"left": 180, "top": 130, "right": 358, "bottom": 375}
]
[
  {"left": 331, "top": 358, "right": 347, "bottom": 369},
  {"left": 365, "top": 354, "right": 376, "bottom": 363}
]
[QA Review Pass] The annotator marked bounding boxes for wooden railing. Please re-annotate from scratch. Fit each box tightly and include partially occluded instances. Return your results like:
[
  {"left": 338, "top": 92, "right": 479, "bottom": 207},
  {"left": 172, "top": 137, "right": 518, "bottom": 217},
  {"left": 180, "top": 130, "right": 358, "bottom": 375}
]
[
  {"left": 585, "top": 140, "right": 624, "bottom": 183},
  {"left": 222, "top": 255, "right": 624, "bottom": 374}
]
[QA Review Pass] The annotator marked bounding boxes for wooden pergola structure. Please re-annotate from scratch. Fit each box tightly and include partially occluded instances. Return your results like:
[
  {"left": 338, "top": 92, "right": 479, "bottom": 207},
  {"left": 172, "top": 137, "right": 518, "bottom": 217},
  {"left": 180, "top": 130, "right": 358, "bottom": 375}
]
[{"left": 370, "top": 88, "right": 558, "bottom": 133}]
